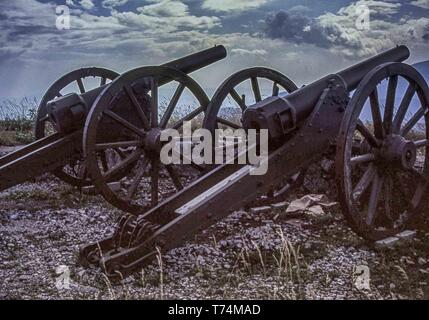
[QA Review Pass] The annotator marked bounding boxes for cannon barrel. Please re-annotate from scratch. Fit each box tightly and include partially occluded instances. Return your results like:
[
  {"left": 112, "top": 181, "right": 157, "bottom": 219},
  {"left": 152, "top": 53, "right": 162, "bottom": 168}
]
[
  {"left": 48, "top": 46, "right": 227, "bottom": 134},
  {"left": 243, "top": 45, "right": 410, "bottom": 139},
  {"left": 162, "top": 45, "right": 227, "bottom": 76}
]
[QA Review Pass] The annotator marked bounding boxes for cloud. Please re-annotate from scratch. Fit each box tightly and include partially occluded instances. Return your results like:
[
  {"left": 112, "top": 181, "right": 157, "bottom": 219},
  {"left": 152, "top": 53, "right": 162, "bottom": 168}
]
[
  {"left": 410, "top": 0, "right": 429, "bottom": 9},
  {"left": 202, "top": 0, "right": 270, "bottom": 13},
  {"left": 111, "top": 10, "right": 221, "bottom": 33},
  {"left": 80, "top": 0, "right": 95, "bottom": 10},
  {"left": 264, "top": 0, "right": 429, "bottom": 58},
  {"left": 102, "top": 0, "right": 129, "bottom": 9},
  {"left": 265, "top": 10, "right": 328, "bottom": 47},
  {"left": 231, "top": 48, "right": 267, "bottom": 56},
  {"left": 138, "top": 0, "right": 188, "bottom": 17}
]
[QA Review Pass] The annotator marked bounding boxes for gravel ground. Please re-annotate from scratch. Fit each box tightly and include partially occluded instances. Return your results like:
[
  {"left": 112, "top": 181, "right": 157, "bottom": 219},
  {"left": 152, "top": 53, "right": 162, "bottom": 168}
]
[{"left": 0, "top": 149, "right": 429, "bottom": 300}]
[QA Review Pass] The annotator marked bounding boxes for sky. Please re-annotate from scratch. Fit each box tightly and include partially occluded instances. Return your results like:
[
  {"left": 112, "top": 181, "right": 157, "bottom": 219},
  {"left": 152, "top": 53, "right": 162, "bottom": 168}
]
[{"left": 0, "top": 0, "right": 429, "bottom": 99}]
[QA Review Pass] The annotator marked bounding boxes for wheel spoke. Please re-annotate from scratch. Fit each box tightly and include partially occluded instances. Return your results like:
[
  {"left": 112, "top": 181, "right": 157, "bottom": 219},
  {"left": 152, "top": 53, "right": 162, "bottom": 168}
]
[
  {"left": 393, "top": 83, "right": 416, "bottom": 134},
  {"left": 171, "top": 106, "right": 204, "bottom": 130},
  {"left": 272, "top": 83, "right": 280, "bottom": 97},
  {"left": 383, "top": 175, "right": 393, "bottom": 222},
  {"left": 96, "top": 140, "right": 141, "bottom": 151},
  {"left": 217, "top": 117, "right": 242, "bottom": 129},
  {"left": 100, "top": 77, "right": 107, "bottom": 86},
  {"left": 160, "top": 83, "right": 185, "bottom": 129},
  {"left": 407, "top": 167, "right": 424, "bottom": 179},
  {"left": 383, "top": 75, "right": 398, "bottom": 134},
  {"left": 395, "top": 172, "right": 410, "bottom": 198},
  {"left": 104, "top": 110, "right": 145, "bottom": 138},
  {"left": 39, "top": 115, "right": 50, "bottom": 123},
  {"left": 414, "top": 139, "right": 429, "bottom": 148},
  {"left": 357, "top": 120, "right": 380, "bottom": 148},
  {"left": 353, "top": 164, "right": 376, "bottom": 201},
  {"left": 103, "top": 150, "right": 142, "bottom": 181},
  {"left": 369, "top": 88, "right": 385, "bottom": 138},
  {"left": 151, "top": 157, "right": 159, "bottom": 206},
  {"left": 128, "top": 157, "right": 150, "bottom": 200},
  {"left": 124, "top": 85, "right": 150, "bottom": 130},
  {"left": 77, "top": 161, "right": 88, "bottom": 181},
  {"left": 229, "top": 88, "right": 247, "bottom": 111},
  {"left": 165, "top": 165, "right": 183, "bottom": 191},
  {"left": 100, "top": 151, "right": 109, "bottom": 173},
  {"left": 401, "top": 107, "right": 425, "bottom": 136},
  {"left": 411, "top": 179, "right": 429, "bottom": 209},
  {"left": 366, "top": 173, "right": 383, "bottom": 226},
  {"left": 351, "top": 153, "right": 375, "bottom": 165},
  {"left": 150, "top": 78, "right": 158, "bottom": 128},
  {"left": 251, "top": 77, "right": 262, "bottom": 102},
  {"left": 76, "top": 78, "right": 86, "bottom": 94}
]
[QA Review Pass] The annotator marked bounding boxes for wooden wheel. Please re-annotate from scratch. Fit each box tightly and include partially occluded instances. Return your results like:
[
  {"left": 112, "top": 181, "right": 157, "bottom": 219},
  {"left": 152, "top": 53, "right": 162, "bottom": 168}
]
[
  {"left": 203, "top": 67, "right": 298, "bottom": 134},
  {"left": 35, "top": 67, "right": 119, "bottom": 187},
  {"left": 203, "top": 67, "right": 304, "bottom": 203},
  {"left": 336, "top": 62, "right": 429, "bottom": 240},
  {"left": 84, "top": 66, "right": 210, "bottom": 214}
]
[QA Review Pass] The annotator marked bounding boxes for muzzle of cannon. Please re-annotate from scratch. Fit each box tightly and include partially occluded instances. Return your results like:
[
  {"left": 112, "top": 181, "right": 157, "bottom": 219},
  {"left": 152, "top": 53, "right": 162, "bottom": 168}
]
[{"left": 1, "top": 44, "right": 428, "bottom": 281}]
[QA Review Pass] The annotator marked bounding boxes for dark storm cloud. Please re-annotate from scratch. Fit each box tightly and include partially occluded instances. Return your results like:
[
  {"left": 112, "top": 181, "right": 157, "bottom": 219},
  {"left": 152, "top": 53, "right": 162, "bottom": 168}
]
[
  {"left": 264, "top": 2, "right": 429, "bottom": 58},
  {"left": 264, "top": 9, "right": 328, "bottom": 47}
]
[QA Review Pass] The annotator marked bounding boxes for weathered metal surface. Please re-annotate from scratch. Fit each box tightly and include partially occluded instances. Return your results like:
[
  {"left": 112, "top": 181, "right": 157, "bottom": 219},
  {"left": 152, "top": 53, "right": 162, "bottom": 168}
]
[{"left": 0, "top": 131, "right": 82, "bottom": 192}]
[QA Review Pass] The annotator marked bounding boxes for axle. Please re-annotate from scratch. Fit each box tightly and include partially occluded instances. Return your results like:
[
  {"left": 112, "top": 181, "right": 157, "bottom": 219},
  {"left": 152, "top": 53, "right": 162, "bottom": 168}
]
[{"left": 242, "top": 45, "right": 410, "bottom": 140}]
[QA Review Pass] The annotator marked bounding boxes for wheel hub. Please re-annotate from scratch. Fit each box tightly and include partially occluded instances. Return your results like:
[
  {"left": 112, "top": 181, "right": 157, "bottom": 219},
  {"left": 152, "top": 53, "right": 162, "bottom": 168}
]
[
  {"left": 380, "top": 135, "right": 416, "bottom": 170},
  {"left": 145, "top": 128, "right": 162, "bottom": 153}
]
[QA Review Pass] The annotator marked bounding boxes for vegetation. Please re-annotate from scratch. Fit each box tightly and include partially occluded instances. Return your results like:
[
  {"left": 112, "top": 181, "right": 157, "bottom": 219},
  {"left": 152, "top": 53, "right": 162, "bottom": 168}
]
[{"left": 0, "top": 97, "right": 38, "bottom": 145}]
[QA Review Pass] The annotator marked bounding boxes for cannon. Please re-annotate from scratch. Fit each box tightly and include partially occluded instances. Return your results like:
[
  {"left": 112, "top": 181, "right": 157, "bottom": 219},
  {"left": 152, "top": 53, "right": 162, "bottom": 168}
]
[
  {"left": 0, "top": 46, "right": 228, "bottom": 207},
  {"left": 76, "top": 45, "right": 429, "bottom": 279}
]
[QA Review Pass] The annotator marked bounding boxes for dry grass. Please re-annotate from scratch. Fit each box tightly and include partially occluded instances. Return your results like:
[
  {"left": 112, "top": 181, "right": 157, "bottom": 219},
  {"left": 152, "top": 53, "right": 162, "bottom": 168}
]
[{"left": 0, "top": 97, "right": 38, "bottom": 145}]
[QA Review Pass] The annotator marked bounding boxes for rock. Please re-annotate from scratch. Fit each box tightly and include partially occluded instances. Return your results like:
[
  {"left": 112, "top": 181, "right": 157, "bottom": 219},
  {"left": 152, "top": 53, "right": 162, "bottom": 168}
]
[
  {"left": 285, "top": 219, "right": 305, "bottom": 228},
  {"left": 250, "top": 206, "right": 271, "bottom": 215},
  {"left": 271, "top": 202, "right": 288, "bottom": 210},
  {"left": 418, "top": 258, "right": 427, "bottom": 266},
  {"left": 415, "top": 288, "right": 424, "bottom": 299},
  {"left": 419, "top": 269, "right": 429, "bottom": 275},
  {"left": 375, "top": 237, "right": 399, "bottom": 249},
  {"left": 82, "top": 182, "right": 121, "bottom": 195},
  {"left": 321, "top": 159, "right": 334, "bottom": 173},
  {"left": 396, "top": 230, "right": 416, "bottom": 241}
]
